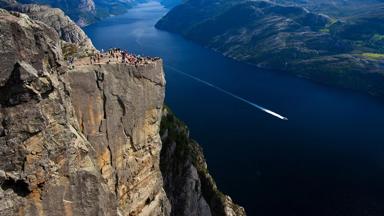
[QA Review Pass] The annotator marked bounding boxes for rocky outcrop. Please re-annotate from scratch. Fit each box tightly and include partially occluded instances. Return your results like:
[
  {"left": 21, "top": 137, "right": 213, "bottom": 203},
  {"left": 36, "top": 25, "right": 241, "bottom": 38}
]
[
  {"left": 18, "top": 4, "right": 94, "bottom": 48},
  {"left": 9, "top": 0, "right": 136, "bottom": 26},
  {"left": 16, "top": 0, "right": 96, "bottom": 26},
  {"left": 160, "top": 107, "right": 246, "bottom": 216},
  {"left": 0, "top": 0, "right": 94, "bottom": 49}
]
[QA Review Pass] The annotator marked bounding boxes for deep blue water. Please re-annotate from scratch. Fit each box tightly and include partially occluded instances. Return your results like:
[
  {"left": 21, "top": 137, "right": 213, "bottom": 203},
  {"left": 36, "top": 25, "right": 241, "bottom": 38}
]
[{"left": 84, "top": 2, "right": 384, "bottom": 215}]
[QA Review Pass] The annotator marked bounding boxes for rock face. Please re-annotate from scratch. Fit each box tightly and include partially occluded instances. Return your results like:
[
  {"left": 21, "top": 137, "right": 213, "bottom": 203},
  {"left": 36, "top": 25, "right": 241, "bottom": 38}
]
[
  {"left": 17, "top": 0, "right": 96, "bottom": 26},
  {"left": 67, "top": 62, "right": 170, "bottom": 216},
  {"left": 0, "top": 1, "right": 94, "bottom": 49},
  {"left": 0, "top": 8, "right": 244, "bottom": 216},
  {"left": 160, "top": 108, "right": 246, "bottom": 216},
  {"left": 14, "top": 0, "right": 136, "bottom": 26},
  {"left": 17, "top": 4, "right": 94, "bottom": 48}
]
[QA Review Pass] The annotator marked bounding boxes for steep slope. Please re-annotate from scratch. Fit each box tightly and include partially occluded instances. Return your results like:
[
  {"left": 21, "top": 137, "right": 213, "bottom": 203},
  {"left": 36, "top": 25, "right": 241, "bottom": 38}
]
[
  {"left": 156, "top": 0, "right": 384, "bottom": 98},
  {"left": 0, "top": 8, "right": 245, "bottom": 216},
  {"left": 1, "top": 0, "right": 181, "bottom": 26},
  {"left": 12, "top": 0, "right": 138, "bottom": 26},
  {"left": 160, "top": 0, "right": 182, "bottom": 8},
  {"left": 0, "top": 1, "right": 94, "bottom": 49},
  {"left": 160, "top": 107, "right": 246, "bottom": 216},
  {"left": 271, "top": 0, "right": 384, "bottom": 17},
  {"left": 16, "top": 0, "right": 97, "bottom": 26}
]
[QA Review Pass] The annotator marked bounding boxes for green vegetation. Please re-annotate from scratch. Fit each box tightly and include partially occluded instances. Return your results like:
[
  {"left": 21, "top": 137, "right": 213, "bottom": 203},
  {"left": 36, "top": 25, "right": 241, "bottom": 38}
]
[
  {"left": 320, "top": 28, "right": 330, "bottom": 33},
  {"left": 61, "top": 42, "right": 94, "bottom": 61},
  {"left": 372, "top": 34, "right": 384, "bottom": 41},
  {"left": 160, "top": 106, "right": 244, "bottom": 215},
  {"left": 320, "top": 18, "right": 337, "bottom": 33},
  {"left": 362, "top": 52, "right": 384, "bottom": 60},
  {"left": 62, "top": 43, "right": 78, "bottom": 60}
]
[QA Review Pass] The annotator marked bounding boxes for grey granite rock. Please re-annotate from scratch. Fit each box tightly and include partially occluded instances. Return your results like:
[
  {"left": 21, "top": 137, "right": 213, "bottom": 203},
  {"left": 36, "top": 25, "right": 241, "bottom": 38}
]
[
  {"left": 0, "top": 1, "right": 95, "bottom": 49},
  {"left": 67, "top": 61, "right": 170, "bottom": 216}
]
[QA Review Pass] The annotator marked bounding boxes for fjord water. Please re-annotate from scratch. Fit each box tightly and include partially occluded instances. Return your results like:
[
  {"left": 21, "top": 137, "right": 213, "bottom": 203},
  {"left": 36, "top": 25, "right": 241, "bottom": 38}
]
[{"left": 84, "top": 2, "right": 384, "bottom": 215}]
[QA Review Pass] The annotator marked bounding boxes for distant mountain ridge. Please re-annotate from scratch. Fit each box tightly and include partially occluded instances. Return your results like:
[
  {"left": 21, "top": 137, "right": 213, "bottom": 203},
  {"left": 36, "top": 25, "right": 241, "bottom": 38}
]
[
  {"left": 272, "top": 0, "right": 384, "bottom": 16},
  {"left": 156, "top": 0, "right": 384, "bottom": 98}
]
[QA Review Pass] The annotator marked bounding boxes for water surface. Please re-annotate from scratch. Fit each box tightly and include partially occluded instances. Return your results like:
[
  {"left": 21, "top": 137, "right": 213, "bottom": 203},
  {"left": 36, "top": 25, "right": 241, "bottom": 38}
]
[{"left": 84, "top": 2, "right": 384, "bottom": 215}]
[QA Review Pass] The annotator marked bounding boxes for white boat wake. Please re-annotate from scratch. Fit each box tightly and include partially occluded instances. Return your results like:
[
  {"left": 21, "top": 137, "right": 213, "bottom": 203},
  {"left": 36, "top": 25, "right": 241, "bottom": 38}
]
[{"left": 165, "top": 65, "right": 288, "bottom": 121}]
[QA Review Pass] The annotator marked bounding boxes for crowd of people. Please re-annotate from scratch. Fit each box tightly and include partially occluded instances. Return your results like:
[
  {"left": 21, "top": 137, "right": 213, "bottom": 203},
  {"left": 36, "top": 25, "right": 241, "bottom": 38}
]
[{"left": 88, "top": 48, "right": 160, "bottom": 66}]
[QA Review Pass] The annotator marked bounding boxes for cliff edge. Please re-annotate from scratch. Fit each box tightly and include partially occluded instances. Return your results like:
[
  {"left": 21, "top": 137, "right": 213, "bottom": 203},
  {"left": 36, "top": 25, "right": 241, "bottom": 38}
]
[{"left": 160, "top": 107, "right": 246, "bottom": 216}]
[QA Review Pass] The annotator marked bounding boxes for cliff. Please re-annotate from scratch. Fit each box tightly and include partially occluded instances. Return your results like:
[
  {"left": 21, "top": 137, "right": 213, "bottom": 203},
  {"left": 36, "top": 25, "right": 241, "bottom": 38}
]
[
  {"left": 160, "top": 107, "right": 246, "bottom": 216},
  {"left": 12, "top": 0, "right": 136, "bottom": 26},
  {"left": 17, "top": 0, "right": 97, "bottom": 26},
  {"left": 0, "top": 8, "right": 244, "bottom": 216},
  {"left": 0, "top": 0, "right": 95, "bottom": 49},
  {"left": 67, "top": 61, "right": 170, "bottom": 215},
  {"left": 1, "top": 0, "right": 181, "bottom": 26}
]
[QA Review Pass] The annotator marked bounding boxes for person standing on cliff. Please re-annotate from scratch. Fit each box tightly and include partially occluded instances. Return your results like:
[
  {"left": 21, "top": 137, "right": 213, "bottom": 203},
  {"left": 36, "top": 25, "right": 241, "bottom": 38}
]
[
  {"left": 69, "top": 57, "right": 74, "bottom": 68},
  {"left": 122, "top": 51, "right": 127, "bottom": 63},
  {"left": 113, "top": 51, "right": 117, "bottom": 63}
]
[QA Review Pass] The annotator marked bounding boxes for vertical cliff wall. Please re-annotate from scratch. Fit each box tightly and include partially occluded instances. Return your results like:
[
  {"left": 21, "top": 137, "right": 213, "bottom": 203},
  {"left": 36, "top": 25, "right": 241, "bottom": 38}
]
[
  {"left": 67, "top": 62, "right": 170, "bottom": 215},
  {"left": 160, "top": 108, "right": 246, "bottom": 216}
]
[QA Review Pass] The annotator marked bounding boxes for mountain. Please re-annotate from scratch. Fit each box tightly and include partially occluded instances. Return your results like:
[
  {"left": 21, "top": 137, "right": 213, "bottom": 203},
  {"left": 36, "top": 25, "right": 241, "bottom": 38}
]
[
  {"left": 17, "top": 0, "right": 98, "bottom": 26},
  {"left": 0, "top": 7, "right": 244, "bottom": 216},
  {"left": 0, "top": 1, "right": 95, "bottom": 48},
  {"left": 160, "top": 0, "right": 183, "bottom": 8},
  {"left": 0, "top": 0, "right": 140, "bottom": 26},
  {"left": 156, "top": 0, "right": 384, "bottom": 98},
  {"left": 0, "top": 0, "right": 183, "bottom": 26},
  {"left": 271, "top": 0, "right": 384, "bottom": 16}
]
